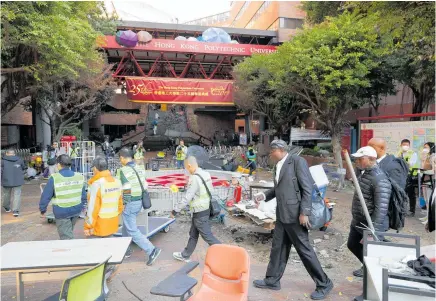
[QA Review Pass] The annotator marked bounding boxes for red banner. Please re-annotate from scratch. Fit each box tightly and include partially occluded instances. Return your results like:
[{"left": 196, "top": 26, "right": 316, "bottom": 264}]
[
  {"left": 103, "top": 36, "right": 277, "bottom": 56},
  {"left": 126, "top": 77, "right": 234, "bottom": 105}
]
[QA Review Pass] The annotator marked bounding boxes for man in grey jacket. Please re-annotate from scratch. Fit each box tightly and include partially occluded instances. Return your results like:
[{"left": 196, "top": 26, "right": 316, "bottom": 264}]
[
  {"left": 1, "top": 150, "right": 26, "bottom": 217},
  {"left": 253, "top": 140, "right": 333, "bottom": 300},
  {"left": 171, "top": 156, "right": 221, "bottom": 262}
]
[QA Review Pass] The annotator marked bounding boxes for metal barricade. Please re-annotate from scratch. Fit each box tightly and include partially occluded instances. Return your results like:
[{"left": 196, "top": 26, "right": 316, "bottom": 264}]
[
  {"left": 56, "top": 141, "right": 96, "bottom": 183},
  {"left": 1, "top": 148, "right": 32, "bottom": 164}
]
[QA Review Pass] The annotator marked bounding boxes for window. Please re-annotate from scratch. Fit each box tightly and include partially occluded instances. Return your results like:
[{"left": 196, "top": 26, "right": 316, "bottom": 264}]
[
  {"left": 184, "top": 11, "right": 230, "bottom": 26},
  {"left": 279, "top": 17, "right": 304, "bottom": 29},
  {"left": 245, "top": 1, "right": 272, "bottom": 29},
  {"left": 231, "top": 2, "right": 250, "bottom": 26}
]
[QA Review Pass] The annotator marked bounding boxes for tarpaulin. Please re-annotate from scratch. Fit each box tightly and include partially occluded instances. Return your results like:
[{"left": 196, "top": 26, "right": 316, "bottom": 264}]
[{"left": 126, "top": 77, "right": 234, "bottom": 105}]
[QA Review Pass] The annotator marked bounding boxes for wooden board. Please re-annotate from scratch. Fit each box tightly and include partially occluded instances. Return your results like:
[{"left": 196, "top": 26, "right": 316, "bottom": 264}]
[{"left": 1, "top": 237, "right": 132, "bottom": 271}]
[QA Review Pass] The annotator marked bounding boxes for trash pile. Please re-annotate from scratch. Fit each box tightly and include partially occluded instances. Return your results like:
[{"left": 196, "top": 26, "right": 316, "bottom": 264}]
[{"left": 115, "top": 27, "right": 238, "bottom": 48}]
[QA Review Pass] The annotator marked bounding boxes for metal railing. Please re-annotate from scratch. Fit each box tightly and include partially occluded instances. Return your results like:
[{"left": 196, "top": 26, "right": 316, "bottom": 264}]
[{"left": 0, "top": 148, "right": 32, "bottom": 164}]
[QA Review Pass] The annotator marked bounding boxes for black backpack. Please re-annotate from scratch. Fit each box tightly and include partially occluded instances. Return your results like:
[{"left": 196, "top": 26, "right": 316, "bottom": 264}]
[{"left": 386, "top": 175, "right": 409, "bottom": 231}]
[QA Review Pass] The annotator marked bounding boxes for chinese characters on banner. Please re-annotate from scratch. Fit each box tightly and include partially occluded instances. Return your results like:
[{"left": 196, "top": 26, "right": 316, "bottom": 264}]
[{"left": 126, "top": 77, "right": 234, "bottom": 105}]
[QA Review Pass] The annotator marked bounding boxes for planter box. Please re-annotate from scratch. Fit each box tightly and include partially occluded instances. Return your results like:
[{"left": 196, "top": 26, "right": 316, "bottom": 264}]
[{"left": 301, "top": 155, "right": 352, "bottom": 180}]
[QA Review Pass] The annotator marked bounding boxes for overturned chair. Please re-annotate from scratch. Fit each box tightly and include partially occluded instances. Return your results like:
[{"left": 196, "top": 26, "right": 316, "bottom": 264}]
[{"left": 151, "top": 244, "right": 250, "bottom": 301}]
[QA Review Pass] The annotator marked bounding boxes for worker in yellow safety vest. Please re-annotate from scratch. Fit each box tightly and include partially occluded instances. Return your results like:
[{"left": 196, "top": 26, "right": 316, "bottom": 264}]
[
  {"left": 117, "top": 147, "right": 161, "bottom": 266},
  {"left": 70, "top": 142, "right": 80, "bottom": 172},
  {"left": 84, "top": 156, "right": 123, "bottom": 237},
  {"left": 175, "top": 140, "right": 188, "bottom": 169},
  {"left": 171, "top": 156, "right": 221, "bottom": 262},
  {"left": 134, "top": 141, "right": 145, "bottom": 165},
  {"left": 397, "top": 139, "right": 419, "bottom": 216},
  {"left": 39, "top": 155, "right": 86, "bottom": 240}
]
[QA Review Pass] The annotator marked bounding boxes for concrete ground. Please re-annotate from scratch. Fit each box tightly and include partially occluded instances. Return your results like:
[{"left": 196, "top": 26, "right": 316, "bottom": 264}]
[{"left": 1, "top": 179, "right": 434, "bottom": 301}]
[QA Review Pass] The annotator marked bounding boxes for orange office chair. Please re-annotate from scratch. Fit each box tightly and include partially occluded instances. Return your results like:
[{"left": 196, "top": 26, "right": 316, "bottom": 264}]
[{"left": 151, "top": 244, "right": 250, "bottom": 301}]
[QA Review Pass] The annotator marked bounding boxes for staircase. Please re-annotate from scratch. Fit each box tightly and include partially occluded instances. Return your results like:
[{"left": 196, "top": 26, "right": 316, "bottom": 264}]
[{"left": 121, "top": 105, "right": 213, "bottom": 150}]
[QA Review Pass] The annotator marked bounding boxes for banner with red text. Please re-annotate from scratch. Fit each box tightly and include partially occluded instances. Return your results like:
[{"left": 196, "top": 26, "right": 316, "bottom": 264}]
[{"left": 126, "top": 77, "right": 234, "bottom": 105}]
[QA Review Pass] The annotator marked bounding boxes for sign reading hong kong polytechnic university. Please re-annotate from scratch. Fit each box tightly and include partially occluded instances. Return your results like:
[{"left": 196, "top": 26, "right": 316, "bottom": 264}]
[
  {"left": 103, "top": 36, "right": 277, "bottom": 105},
  {"left": 103, "top": 36, "right": 277, "bottom": 56}
]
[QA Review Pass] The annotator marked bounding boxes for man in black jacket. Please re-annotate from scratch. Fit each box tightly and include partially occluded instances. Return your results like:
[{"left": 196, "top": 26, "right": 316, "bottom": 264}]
[
  {"left": 348, "top": 146, "right": 392, "bottom": 278},
  {"left": 1, "top": 150, "right": 26, "bottom": 217},
  {"left": 252, "top": 140, "right": 333, "bottom": 300},
  {"left": 368, "top": 138, "right": 408, "bottom": 189}
]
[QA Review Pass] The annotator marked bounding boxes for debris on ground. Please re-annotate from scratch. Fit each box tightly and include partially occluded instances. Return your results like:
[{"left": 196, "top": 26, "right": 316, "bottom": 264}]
[{"left": 319, "top": 249, "right": 329, "bottom": 258}]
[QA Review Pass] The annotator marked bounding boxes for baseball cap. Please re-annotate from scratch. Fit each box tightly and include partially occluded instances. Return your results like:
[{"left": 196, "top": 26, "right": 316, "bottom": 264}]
[
  {"left": 351, "top": 146, "right": 377, "bottom": 158},
  {"left": 270, "top": 139, "right": 287, "bottom": 149}
]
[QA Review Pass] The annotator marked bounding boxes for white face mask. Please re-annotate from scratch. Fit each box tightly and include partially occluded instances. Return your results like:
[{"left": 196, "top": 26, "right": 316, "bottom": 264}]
[
  {"left": 402, "top": 145, "right": 410, "bottom": 152},
  {"left": 423, "top": 148, "right": 430, "bottom": 154}
]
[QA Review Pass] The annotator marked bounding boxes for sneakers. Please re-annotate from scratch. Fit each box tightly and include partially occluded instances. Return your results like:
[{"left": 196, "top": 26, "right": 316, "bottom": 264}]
[
  {"left": 173, "top": 252, "right": 190, "bottom": 263},
  {"left": 353, "top": 267, "right": 364, "bottom": 278},
  {"left": 3, "top": 207, "right": 11, "bottom": 213},
  {"left": 310, "top": 279, "right": 334, "bottom": 300},
  {"left": 13, "top": 211, "right": 19, "bottom": 217},
  {"left": 147, "top": 247, "right": 161, "bottom": 266},
  {"left": 419, "top": 216, "right": 428, "bottom": 222}
]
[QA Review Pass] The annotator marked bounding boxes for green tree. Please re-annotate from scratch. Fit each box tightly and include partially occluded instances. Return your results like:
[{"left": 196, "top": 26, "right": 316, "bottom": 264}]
[
  {"left": 347, "top": 2, "right": 435, "bottom": 117},
  {"left": 301, "top": 1, "right": 344, "bottom": 24},
  {"left": 268, "top": 12, "right": 394, "bottom": 186},
  {"left": 35, "top": 65, "right": 115, "bottom": 142},
  {"left": 1, "top": 2, "right": 115, "bottom": 116},
  {"left": 233, "top": 55, "right": 301, "bottom": 139}
]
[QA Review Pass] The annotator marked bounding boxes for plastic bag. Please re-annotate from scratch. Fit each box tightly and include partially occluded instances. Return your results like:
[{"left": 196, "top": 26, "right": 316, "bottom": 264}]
[
  {"left": 309, "top": 190, "right": 332, "bottom": 230},
  {"left": 27, "top": 168, "right": 37, "bottom": 178}
]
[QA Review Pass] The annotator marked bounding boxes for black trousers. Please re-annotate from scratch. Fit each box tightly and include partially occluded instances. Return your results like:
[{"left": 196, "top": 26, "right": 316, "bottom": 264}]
[
  {"left": 347, "top": 225, "right": 364, "bottom": 263},
  {"left": 406, "top": 175, "right": 418, "bottom": 213},
  {"left": 264, "top": 220, "right": 329, "bottom": 288},
  {"left": 181, "top": 210, "right": 221, "bottom": 258}
]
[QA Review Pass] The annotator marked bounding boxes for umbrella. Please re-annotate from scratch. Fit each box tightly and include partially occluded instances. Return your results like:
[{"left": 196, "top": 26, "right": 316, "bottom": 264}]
[
  {"left": 175, "top": 36, "right": 187, "bottom": 41},
  {"left": 115, "top": 31, "right": 123, "bottom": 45},
  {"left": 202, "top": 27, "right": 231, "bottom": 43},
  {"left": 119, "top": 30, "right": 138, "bottom": 47},
  {"left": 137, "top": 30, "right": 152, "bottom": 43}
]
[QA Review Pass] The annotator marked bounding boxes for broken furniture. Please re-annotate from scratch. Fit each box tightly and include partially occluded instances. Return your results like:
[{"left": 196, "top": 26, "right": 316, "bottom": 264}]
[
  {"left": 0, "top": 237, "right": 132, "bottom": 301},
  {"left": 362, "top": 230, "right": 435, "bottom": 301},
  {"left": 151, "top": 244, "right": 250, "bottom": 301}
]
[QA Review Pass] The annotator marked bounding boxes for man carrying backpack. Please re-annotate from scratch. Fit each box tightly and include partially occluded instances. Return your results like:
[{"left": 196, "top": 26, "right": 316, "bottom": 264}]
[
  {"left": 348, "top": 146, "right": 392, "bottom": 278},
  {"left": 368, "top": 138, "right": 408, "bottom": 189}
]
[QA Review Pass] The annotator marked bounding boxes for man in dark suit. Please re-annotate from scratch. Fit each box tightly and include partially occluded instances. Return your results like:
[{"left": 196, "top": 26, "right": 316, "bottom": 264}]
[
  {"left": 253, "top": 140, "right": 333, "bottom": 300},
  {"left": 368, "top": 138, "right": 408, "bottom": 189}
]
